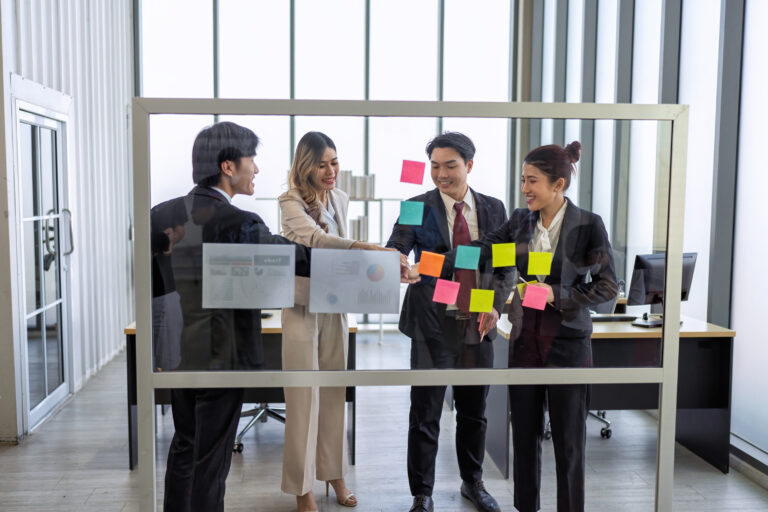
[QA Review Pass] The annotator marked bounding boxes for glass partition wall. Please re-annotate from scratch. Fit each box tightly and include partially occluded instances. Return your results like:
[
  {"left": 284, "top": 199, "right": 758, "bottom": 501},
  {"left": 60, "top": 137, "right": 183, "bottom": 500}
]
[{"left": 134, "top": 99, "right": 688, "bottom": 511}]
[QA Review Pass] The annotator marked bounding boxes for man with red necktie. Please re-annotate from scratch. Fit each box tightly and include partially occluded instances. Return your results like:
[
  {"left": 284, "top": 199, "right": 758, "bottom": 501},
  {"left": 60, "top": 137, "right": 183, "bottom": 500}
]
[{"left": 387, "top": 132, "right": 514, "bottom": 512}]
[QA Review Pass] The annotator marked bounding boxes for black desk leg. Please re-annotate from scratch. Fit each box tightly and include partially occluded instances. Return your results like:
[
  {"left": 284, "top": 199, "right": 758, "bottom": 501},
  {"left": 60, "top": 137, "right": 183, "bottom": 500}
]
[{"left": 127, "top": 334, "right": 138, "bottom": 471}]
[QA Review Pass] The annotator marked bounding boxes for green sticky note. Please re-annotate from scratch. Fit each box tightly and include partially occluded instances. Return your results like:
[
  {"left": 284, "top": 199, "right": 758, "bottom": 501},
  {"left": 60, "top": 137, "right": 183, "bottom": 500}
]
[
  {"left": 528, "top": 252, "right": 553, "bottom": 276},
  {"left": 492, "top": 243, "right": 516, "bottom": 267},
  {"left": 455, "top": 245, "right": 481, "bottom": 270},
  {"left": 469, "top": 289, "right": 494, "bottom": 313},
  {"left": 399, "top": 201, "right": 424, "bottom": 225}
]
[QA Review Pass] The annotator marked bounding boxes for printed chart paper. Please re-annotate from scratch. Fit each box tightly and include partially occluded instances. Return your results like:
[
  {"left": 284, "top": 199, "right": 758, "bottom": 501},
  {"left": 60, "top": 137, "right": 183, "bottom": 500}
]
[
  {"left": 202, "top": 243, "right": 295, "bottom": 309},
  {"left": 309, "top": 249, "right": 400, "bottom": 313}
]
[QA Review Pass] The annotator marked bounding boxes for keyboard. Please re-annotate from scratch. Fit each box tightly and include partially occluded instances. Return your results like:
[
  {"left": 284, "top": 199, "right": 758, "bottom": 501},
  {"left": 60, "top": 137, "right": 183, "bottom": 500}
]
[{"left": 590, "top": 313, "right": 637, "bottom": 322}]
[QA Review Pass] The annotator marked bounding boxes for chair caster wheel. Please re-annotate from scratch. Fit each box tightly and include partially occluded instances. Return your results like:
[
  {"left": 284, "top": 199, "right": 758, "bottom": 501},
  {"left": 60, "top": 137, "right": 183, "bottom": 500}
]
[
  {"left": 600, "top": 428, "right": 612, "bottom": 439},
  {"left": 233, "top": 442, "right": 244, "bottom": 453}
]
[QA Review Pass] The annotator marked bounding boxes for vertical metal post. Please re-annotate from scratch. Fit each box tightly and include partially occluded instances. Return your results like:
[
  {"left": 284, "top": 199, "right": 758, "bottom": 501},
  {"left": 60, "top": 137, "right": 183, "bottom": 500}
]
[
  {"left": 133, "top": 102, "right": 157, "bottom": 512},
  {"left": 578, "top": 0, "right": 597, "bottom": 210},
  {"left": 707, "top": 0, "right": 745, "bottom": 327},
  {"left": 514, "top": 0, "right": 533, "bottom": 209},
  {"left": 212, "top": 0, "right": 219, "bottom": 122},
  {"left": 528, "top": 0, "right": 544, "bottom": 148},
  {"left": 610, "top": 0, "right": 634, "bottom": 283},
  {"left": 436, "top": 0, "right": 445, "bottom": 135},
  {"left": 655, "top": 106, "right": 688, "bottom": 512},
  {"left": 132, "top": 0, "right": 142, "bottom": 96},
  {"left": 289, "top": 0, "right": 296, "bottom": 158},
  {"left": 552, "top": 0, "right": 568, "bottom": 145},
  {"left": 507, "top": 0, "right": 520, "bottom": 209}
]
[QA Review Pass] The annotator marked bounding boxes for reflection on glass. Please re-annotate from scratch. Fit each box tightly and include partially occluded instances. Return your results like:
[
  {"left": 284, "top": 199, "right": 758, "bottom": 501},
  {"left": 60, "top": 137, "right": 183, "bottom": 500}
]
[
  {"left": 27, "top": 313, "right": 46, "bottom": 409},
  {"left": 40, "top": 127, "right": 57, "bottom": 215},
  {"left": 45, "top": 306, "right": 63, "bottom": 394},
  {"left": 24, "top": 221, "right": 42, "bottom": 313},
  {"left": 43, "top": 219, "right": 60, "bottom": 306},
  {"left": 20, "top": 123, "right": 36, "bottom": 219}
]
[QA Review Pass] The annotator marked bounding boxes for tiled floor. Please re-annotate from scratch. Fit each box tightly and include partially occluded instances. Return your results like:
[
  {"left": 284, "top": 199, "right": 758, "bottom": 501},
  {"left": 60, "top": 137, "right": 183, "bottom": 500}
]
[{"left": 1, "top": 331, "right": 767, "bottom": 511}]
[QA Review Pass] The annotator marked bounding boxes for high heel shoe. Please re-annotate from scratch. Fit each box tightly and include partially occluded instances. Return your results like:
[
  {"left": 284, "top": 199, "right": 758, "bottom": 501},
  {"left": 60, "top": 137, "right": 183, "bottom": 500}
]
[
  {"left": 296, "top": 490, "right": 318, "bottom": 512},
  {"left": 326, "top": 479, "right": 357, "bottom": 507}
]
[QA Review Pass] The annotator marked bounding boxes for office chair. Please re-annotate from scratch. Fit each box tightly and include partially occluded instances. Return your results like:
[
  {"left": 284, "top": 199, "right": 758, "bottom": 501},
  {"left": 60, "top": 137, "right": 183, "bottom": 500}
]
[
  {"left": 586, "top": 292, "right": 619, "bottom": 439},
  {"left": 233, "top": 403, "right": 286, "bottom": 453}
]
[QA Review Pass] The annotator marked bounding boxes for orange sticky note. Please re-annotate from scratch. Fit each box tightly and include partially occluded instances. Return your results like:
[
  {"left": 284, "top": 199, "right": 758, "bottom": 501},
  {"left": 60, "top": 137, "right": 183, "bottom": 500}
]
[{"left": 418, "top": 251, "right": 445, "bottom": 277}]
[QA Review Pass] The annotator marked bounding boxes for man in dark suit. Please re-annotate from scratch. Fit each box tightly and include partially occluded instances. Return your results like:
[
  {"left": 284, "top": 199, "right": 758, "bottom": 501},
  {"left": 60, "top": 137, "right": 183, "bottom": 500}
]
[
  {"left": 161, "top": 122, "right": 312, "bottom": 512},
  {"left": 386, "top": 132, "right": 514, "bottom": 512}
]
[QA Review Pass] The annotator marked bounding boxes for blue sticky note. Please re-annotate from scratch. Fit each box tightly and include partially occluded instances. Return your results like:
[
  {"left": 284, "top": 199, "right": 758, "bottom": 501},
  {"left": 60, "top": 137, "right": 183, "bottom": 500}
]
[
  {"left": 399, "top": 201, "right": 424, "bottom": 225},
  {"left": 455, "top": 245, "right": 481, "bottom": 270}
]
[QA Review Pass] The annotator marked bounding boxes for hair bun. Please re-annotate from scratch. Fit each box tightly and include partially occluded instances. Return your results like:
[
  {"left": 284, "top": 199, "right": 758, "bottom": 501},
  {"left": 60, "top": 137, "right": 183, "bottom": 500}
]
[{"left": 565, "top": 141, "right": 582, "bottom": 164}]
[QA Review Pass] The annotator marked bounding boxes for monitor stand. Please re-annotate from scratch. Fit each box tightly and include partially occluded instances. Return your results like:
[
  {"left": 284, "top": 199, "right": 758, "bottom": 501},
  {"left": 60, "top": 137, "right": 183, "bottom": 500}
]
[{"left": 631, "top": 312, "right": 683, "bottom": 328}]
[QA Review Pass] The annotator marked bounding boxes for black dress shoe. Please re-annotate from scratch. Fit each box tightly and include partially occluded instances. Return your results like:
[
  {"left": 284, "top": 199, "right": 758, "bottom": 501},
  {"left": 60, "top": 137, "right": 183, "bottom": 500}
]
[
  {"left": 460, "top": 480, "right": 501, "bottom": 512},
  {"left": 409, "top": 494, "right": 434, "bottom": 512}
]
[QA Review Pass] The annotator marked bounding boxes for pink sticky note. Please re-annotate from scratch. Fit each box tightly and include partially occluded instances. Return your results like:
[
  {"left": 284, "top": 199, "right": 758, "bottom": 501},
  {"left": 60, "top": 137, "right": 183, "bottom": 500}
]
[
  {"left": 401, "top": 160, "right": 426, "bottom": 185},
  {"left": 522, "top": 284, "right": 549, "bottom": 310},
  {"left": 432, "top": 279, "right": 460, "bottom": 305}
]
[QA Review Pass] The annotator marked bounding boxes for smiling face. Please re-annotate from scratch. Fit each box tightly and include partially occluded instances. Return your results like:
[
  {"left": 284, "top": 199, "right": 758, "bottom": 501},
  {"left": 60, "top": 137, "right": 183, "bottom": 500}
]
[
  {"left": 521, "top": 163, "right": 563, "bottom": 212},
  {"left": 227, "top": 155, "right": 259, "bottom": 196},
  {"left": 310, "top": 146, "right": 339, "bottom": 193},
  {"left": 430, "top": 146, "right": 473, "bottom": 202}
]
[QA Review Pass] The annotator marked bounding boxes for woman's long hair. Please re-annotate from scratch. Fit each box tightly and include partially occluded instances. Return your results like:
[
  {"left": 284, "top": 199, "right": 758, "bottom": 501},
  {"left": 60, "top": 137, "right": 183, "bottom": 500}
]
[{"left": 288, "top": 131, "right": 337, "bottom": 232}]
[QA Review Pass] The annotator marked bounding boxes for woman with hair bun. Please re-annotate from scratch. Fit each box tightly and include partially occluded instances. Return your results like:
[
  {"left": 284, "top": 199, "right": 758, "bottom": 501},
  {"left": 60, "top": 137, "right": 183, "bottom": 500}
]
[{"left": 431, "top": 141, "right": 617, "bottom": 511}]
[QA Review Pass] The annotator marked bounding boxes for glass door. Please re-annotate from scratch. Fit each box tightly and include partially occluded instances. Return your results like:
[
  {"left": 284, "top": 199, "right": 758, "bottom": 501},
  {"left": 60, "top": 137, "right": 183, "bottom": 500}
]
[{"left": 18, "top": 111, "right": 72, "bottom": 428}]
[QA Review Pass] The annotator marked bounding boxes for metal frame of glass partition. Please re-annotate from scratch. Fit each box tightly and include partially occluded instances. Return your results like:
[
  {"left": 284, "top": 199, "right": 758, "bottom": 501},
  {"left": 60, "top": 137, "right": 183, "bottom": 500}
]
[{"left": 132, "top": 99, "right": 688, "bottom": 512}]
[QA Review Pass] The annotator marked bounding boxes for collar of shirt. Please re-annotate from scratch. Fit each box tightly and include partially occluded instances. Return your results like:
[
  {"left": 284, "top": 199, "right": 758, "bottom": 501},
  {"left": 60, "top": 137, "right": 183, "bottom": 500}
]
[
  {"left": 210, "top": 186, "right": 233, "bottom": 204},
  {"left": 439, "top": 187, "right": 475, "bottom": 218}
]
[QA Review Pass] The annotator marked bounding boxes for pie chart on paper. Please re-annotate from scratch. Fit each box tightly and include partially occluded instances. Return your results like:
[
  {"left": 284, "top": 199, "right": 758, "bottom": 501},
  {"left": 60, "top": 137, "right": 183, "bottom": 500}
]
[{"left": 366, "top": 264, "right": 385, "bottom": 282}]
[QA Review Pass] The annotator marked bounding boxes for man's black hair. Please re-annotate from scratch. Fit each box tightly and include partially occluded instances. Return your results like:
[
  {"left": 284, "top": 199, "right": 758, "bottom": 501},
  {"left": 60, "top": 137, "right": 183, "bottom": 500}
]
[
  {"left": 425, "top": 131, "right": 476, "bottom": 164},
  {"left": 192, "top": 121, "right": 260, "bottom": 185}
]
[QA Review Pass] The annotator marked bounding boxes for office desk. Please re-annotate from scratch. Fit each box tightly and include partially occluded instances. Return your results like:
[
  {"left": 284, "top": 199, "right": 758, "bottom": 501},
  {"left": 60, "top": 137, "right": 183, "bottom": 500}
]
[
  {"left": 124, "top": 311, "right": 358, "bottom": 470},
  {"left": 486, "top": 316, "right": 734, "bottom": 477}
]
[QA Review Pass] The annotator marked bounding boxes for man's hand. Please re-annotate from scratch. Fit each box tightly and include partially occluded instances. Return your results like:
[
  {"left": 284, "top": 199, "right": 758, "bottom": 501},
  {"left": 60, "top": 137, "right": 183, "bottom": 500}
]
[
  {"left": 401, "top": 262, "right": 420, "bottom": 284},
  {"left": 477, "top": 307, "right": 500, "bottom": 339}
]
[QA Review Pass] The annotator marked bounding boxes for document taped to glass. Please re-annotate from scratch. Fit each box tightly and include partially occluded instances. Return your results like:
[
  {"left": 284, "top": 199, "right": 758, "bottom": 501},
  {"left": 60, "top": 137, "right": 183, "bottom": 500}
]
[
  {"left": 202, "top": 243, "right": 295, "bottom": 309},
  {"left": 309, "top": 248, "right": 400, "bottom": 314}
]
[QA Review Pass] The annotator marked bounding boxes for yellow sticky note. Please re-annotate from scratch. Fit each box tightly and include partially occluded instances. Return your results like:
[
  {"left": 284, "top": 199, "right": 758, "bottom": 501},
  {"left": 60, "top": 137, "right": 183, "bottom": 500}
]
[
  {"left": 528, "top": 252, "right": 553, "bottom": 276},
  {"left": 469, "top": 289, "right": 494, "bottom": 313},
  {"left": 492, "top": 243, "right": 516, "bottom": 267},
  {"left": 517, "top": 280, "right": 538, "bottom": 297}
]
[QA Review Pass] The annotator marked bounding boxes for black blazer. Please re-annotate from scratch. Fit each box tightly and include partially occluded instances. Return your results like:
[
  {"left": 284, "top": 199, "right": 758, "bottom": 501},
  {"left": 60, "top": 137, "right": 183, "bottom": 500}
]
[
  {"left": 169, "top": 186, "right": 312, "bottom": 371},
  {"left": 386, "top": 187, "right": 513, "bottom": 341},
  {"left": 475, "top": 198, "right": 617, "bottom": 367}
]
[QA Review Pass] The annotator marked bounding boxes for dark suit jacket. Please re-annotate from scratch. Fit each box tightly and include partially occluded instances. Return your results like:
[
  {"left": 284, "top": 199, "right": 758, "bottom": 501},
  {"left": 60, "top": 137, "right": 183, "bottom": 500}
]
[
  {"left": 386, "top": 187, "right": 513, "bottom": 342},
  {"left": 474, "top": 198, "right": 617, "bottom": 367},
  {"left": 169, "top": 186, "right": 311, "bottom": 371}
]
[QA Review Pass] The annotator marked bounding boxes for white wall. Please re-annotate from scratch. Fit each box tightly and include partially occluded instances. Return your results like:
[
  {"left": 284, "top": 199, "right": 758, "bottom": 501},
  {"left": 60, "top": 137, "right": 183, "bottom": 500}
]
[
  {"left": 0, "top": 0, "right": 133, "bottom": 439},
  {"left": 731, "top": 0, "right": 768, "bottom": 454},
  {"left": 678, "top": 0, "right": 720, "bottom": 320}
]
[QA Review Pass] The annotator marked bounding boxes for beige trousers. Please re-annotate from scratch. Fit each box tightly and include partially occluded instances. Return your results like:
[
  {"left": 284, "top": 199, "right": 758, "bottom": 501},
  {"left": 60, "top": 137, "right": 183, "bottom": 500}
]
[{"left": 281, "top": 305, "right": 348, "bottom": 496}]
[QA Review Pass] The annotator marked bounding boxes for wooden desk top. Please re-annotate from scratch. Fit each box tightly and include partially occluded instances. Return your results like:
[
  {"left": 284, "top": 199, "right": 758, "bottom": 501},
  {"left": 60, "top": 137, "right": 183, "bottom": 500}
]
[
  {"left": 124, "top": 310, "right": 358, "bottom": 336},
  {"left": 496, "top": 315, "right": 734, "bottom": 341}
]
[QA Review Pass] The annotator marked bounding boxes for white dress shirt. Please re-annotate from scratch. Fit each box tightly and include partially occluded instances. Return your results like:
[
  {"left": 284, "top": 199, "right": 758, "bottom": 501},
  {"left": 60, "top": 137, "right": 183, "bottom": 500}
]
[
  {"left": 530, "top": 199, "right": 568, "bottom": 282},
  {"left": 211, "top": 186, "right": 233, "bottom": 204},
  {"left": 320, "top": 199, "right": 340, "bottom": 236},
  {"left": 440, "top": 187, "right": 480, "bottom": 309}
]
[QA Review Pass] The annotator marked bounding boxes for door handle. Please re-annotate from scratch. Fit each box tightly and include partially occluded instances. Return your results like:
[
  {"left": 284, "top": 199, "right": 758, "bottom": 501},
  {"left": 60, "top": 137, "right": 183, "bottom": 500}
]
[{"left": 62, "top": 208, "right": 74, "bottom": 255}]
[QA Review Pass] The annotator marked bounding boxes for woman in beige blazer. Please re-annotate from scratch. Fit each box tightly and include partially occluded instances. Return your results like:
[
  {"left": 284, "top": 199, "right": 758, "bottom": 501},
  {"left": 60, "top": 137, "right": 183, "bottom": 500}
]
[{"left": 279, "top": 132, "right": 384, "bottom": 512}]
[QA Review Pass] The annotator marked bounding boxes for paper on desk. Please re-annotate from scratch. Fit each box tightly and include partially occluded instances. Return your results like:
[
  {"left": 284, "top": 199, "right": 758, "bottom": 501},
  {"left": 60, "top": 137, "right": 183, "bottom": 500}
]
[
  {"left": 522, "top": 284, "right": 548, "bottom": 310},
  {"left": 469, "top": 289, "right": 494, "bottom": 313},
  {"left": 202, "top": 243, "right": 295, "bottom": 309},
  {"left": 433, "top": 279, "right": 460, "bottom": 305},
  {"left": 400, "top": 160, "right": 426, "bottom": 185},
  {"left": 309, "top": 249, "right": 400, "bottom": 314}
]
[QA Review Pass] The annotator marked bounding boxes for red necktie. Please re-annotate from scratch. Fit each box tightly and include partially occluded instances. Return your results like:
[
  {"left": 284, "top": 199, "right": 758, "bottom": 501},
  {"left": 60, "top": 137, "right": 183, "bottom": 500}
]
[{"left": 453, "top": 201, "right": 476, "bottom": 313}]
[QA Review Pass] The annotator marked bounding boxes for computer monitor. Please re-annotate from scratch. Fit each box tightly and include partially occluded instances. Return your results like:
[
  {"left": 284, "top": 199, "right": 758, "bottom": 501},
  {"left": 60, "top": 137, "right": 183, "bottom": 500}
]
[{"left": 627, "top": 252, "right": 697, "bottom": 327}]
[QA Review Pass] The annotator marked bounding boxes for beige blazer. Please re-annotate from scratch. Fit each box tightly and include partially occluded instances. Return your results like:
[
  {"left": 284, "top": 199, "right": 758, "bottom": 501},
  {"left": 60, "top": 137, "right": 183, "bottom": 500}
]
[{"left": 279, "top": 187, "right": 355, "bottom": 305}]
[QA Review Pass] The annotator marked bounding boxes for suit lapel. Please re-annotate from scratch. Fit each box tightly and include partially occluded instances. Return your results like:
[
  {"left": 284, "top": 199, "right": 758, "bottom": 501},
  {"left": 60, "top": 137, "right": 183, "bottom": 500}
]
[
  {"left": 328, "top": 190, "right": 347, "bottom": 238},
  {"left": 471, "top": 188, "right": 489, "bottom": 237},
  {"left": 548, "top": 198, "right": 580, "bottom": 284},
  {"left": 427, "top": 188, "right": 452, "bottom": 250}
]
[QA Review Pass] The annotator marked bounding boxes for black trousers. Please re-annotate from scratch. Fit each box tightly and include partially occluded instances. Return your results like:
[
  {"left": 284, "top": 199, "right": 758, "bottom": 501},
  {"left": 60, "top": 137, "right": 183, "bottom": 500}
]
[
  {"left": 407, "top": 315, "right": 494, "bottom": 497},
  {"left": 508, "top": 383, "right": 588, "bottom": 512},
  {"left": 164, "top": 388, "right": 244, "bottom": 512}
]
